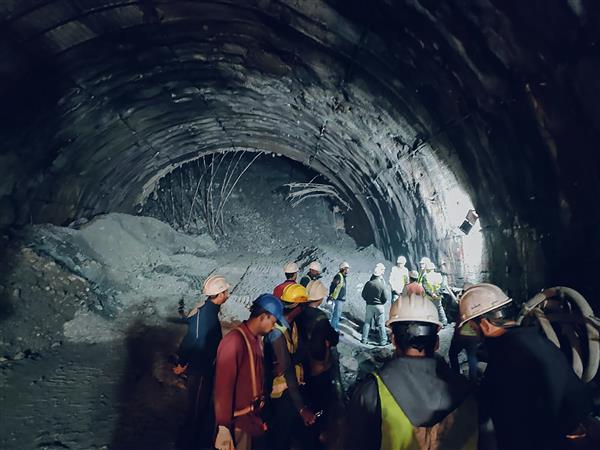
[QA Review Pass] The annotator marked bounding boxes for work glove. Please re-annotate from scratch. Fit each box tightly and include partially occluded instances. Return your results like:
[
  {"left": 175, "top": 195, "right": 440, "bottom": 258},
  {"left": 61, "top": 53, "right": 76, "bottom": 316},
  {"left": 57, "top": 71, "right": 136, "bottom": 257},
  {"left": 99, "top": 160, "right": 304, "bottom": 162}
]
[
  {"left": 172, "top": 364, "right": 187, "bottom": 375},
  {"left": 215, "top": 425, "right": 234, "bottom": 450}
]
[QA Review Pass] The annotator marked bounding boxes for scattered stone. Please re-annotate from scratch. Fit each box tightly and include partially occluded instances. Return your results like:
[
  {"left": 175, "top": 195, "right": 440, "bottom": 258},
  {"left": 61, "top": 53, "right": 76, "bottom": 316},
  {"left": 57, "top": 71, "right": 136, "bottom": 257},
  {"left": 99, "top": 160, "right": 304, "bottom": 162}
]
[
  {"left": 13, "top": 352, "right": 25, "bottom": 361},
  {"left": 50, "top": 341, "right": 62, "bottom": 349},
  {"left": 11, "top": 288, "right": 20, "bottom": 299}
]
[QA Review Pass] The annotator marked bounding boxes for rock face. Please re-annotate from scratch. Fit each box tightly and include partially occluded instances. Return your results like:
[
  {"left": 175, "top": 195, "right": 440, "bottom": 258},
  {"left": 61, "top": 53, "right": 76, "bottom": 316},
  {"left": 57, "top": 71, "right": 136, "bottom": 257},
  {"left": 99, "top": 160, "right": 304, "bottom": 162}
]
[{"left": 0, "top": 3, "right": 598, "bottom": 301}]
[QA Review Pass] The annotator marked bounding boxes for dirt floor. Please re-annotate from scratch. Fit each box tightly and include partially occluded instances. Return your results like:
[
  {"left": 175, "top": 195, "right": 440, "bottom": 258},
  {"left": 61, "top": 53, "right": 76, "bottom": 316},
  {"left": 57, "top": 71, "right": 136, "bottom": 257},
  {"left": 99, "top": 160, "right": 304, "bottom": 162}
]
[{"left": 1, "top": 211, "right": 599, "bottom": 450}]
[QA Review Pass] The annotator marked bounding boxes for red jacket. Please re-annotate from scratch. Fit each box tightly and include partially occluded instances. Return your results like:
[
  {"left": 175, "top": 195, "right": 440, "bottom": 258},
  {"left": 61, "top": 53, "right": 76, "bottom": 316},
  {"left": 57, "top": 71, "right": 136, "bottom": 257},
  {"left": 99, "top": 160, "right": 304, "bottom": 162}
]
[
  {"left": 273, "top": 279, "right": 295, "bottom": 299},
  {"left": 214, "top": 322, "right": 265, "bottom": 434}
]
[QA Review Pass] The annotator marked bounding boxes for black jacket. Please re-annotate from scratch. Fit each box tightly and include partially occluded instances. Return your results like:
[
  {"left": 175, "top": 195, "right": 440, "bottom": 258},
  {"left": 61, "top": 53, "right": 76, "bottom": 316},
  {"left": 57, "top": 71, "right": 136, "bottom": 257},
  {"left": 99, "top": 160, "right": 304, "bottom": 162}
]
[
  {"left": 361, "top": 275, "right": 391, "bottom": 306},
  {"left": 177, "top": 300, "right": 222, "bottom": 374},
  {"left": 480, "top": 326, "right": 592, "bottom": 450},
  {"left": 346, "top": 355, "right": 474, "bottom": 450},
  {"left": 299, "top": 272, "right": 321, "bottom": 287}
]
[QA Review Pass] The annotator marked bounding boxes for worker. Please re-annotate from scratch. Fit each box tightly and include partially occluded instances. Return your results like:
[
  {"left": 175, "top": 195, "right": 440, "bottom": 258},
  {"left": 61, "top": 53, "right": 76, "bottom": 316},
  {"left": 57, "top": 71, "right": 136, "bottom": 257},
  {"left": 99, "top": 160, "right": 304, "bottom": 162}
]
[
  {"left": 448, "top": 284, "right": 480, "bottom": 382},
  {"left": 417, "top": 257, "right": 431, "bottom": 283},
  {"left": 274, "top": 262, "right": 299, "bottom": 299},
  {"left": 389, "top": 256, "right": 409, "bottom": 301},
  {"left": 213, "top": 294, "right": 285, "bottom": 450},
  {"left": 361, "top": 263, "right": 391, "bottom": 346},
  {"left": 264, "top": 283, "right": 317, "bottom": 450},
  {"left": 346, "top": 295, "right": 478, "bottom": 450},
  {"left": 459, "top": 283, "right": 593, "bottom": 450},
  {"left": 296, "top": 280, "right": 341, "bottom": 449},
  {"left": 299, "top": 261, "right": 322, "bottom": 287},
  {"left": 401, "top": 270, "right": 425, "bottom": 298},
  {"left": 328, "top": 261, "right": 350, "bottom": 333},
  {"left": 422, "top": 261, "right": 448, "bottom": 326},
  {"left": 175, "top": 274, "right": 230, "bottom": 450}
]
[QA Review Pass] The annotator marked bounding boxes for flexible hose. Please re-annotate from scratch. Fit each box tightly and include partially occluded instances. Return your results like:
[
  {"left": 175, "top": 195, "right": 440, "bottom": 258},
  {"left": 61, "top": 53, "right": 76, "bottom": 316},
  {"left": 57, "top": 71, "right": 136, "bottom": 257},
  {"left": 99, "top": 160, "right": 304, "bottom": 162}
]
[{"left": 524, "top": 286, "right": 599, "bottom": 382}]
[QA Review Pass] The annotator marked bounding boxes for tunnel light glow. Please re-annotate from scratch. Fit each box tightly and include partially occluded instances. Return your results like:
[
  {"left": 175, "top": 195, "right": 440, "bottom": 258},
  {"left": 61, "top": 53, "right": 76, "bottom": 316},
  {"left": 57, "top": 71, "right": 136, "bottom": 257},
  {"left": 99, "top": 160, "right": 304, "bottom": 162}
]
[{"left": 444, "top": 186, "right": 484, "bottom": 283}]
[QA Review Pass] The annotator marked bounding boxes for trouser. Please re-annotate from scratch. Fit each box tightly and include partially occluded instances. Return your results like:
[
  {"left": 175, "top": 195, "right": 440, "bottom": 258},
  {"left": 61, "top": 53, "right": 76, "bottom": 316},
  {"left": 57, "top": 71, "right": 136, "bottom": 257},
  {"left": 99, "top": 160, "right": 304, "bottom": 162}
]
[
  {"left": 331, "top": 299, "right": 344, "bottom": 331},
  {"left": 449, "top": 334, "right": 480, "bottom": 381},
  {"left": 304, "top": 371, "right": 337, "bottom": 449},
  {"left": 429, "top": 296, "right": 448, "bottom": 325},
  {"left": 234, "top": 428, "right": 266, "bottom": 450},
  {"left": 176, "top": 371, "right": 215, "bottom": 450},
  {"left": 362, "top": 305, "right": 386, "bottom": 344},
  {"left": 266, "top": 390, "right": 310, "bottom": 450}
]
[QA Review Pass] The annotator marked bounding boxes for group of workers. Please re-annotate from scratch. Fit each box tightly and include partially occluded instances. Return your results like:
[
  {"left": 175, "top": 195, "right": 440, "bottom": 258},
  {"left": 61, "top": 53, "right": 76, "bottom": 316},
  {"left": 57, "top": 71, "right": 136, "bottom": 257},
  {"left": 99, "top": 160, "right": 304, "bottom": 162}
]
[{"left": 174, "top": 259, "right": 594, "bottom": 450}]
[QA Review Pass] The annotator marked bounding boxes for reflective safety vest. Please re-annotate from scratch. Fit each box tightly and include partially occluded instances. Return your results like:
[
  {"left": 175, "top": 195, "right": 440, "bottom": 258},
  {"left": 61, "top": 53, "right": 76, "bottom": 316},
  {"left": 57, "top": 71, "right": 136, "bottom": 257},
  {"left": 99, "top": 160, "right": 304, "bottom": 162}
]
[
  {"left": 330, "top": 272, "right": 345, "bottom": 300},
  {"left": 422, "top": 271, "right": 443, "bottom": 298},
  {"left": 374, "top": 373, "right": 478, "bottom": 450},
  {"left": 270, "top": 322, "right": 305, "bottom": 398}
]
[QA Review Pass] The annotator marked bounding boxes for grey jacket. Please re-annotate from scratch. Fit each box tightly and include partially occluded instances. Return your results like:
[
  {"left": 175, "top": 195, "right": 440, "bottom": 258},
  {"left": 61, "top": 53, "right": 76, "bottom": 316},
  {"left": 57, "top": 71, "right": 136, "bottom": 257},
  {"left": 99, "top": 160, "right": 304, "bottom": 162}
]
[{"left": 361, "top": 275, "right": 391, "bottom": 306}]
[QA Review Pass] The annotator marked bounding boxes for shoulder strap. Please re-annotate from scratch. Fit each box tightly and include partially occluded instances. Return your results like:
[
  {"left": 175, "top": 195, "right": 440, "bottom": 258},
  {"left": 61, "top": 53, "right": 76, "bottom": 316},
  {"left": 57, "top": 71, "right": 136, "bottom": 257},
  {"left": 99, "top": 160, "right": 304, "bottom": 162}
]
[{"left": 234, "top": 327, "right": 259, "bottom": 399}]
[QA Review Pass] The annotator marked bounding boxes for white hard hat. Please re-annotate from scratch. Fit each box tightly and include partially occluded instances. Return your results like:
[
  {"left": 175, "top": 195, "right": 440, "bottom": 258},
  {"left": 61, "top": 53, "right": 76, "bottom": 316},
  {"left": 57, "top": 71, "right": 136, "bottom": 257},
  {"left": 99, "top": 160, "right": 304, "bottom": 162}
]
[
  {"left": 339, "top": 261, "right": 350, "bottom": 269},
  {"left": 419, "top": 257, "right": 431, "bottom": 264},
  {"left": 397, "top": 256, "right": 407, "bottom": 264},
  {"left": 308, "top": 261, "right": 322, "bottom": 272},
  {"left": 306, "top": 280, "right": 328, "bottom": 301},
  {"left": 458, "top": 283, "right": 512, "bottom": 327},
  {"left": 203, "top": 275, "right": 231, "bottom": 296},
  {"left": 409, "top": 270, "right": 419, "bottom": 279},
  {"left": 373, "top": 263, "right": 386, "bottom": 276},
  {"left": 387, "top": 294, "right": 441, "bottom": 328},
  {"left": 284, "top": 262, "right": 299, "bottom": 273},
  {"left": 426, "top": 261, "right": 436, "bottom": 270}
]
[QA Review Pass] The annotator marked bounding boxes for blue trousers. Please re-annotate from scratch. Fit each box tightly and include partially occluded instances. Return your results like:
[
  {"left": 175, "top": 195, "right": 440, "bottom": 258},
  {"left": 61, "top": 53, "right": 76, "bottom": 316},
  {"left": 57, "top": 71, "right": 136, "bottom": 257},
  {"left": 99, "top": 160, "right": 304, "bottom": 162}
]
[{"left": 331, "top": 299, "right": 344, "bottom": 331}]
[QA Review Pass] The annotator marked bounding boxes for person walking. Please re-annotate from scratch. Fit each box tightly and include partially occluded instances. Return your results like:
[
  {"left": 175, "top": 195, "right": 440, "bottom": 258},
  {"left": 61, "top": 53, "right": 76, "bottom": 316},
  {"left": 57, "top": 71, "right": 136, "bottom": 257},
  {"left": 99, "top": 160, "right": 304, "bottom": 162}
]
[{"left": 422, "top": 261, "right": 448, "bottom": 326}]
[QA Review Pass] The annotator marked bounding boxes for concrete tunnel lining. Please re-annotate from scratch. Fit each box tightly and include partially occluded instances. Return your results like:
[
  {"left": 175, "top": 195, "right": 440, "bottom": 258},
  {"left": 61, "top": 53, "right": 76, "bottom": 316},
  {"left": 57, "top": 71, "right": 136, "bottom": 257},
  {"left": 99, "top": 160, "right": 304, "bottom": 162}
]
[{"left": 0, "top": 0, "right": 599, "bottom": 302}]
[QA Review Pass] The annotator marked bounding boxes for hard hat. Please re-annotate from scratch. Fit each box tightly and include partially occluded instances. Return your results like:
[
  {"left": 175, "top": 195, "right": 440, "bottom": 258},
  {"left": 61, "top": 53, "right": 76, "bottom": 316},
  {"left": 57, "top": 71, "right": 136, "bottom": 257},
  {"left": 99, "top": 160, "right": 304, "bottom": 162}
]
[
  {"left": 339, "top": 261, "right": 350, "bottom": 270},
  {"left": 397, "top": 256, "right": 407, "bottom": 264},
  {"left": 426, "top": 261, "right": 436, "bottom": 270},
  {"left": 253, "top": 293, "right": 285, "bottom": 323},
  {"left": 419, "top": 257, "right": 431, "bottom": 264},
  {"left": 203, "top": 275, "right": 230, "bottom": 296},
  {"left": 409, "top": 270, "right": 419, "bottom": 279},
  {"left": 306, "top": 280, "right": 328, "bottom": 301},
  {"left": 386, "top": 294, "right": 442, "bottom": 328},
  {"left": 284, "top": 262, "right": 299, "bottom": 273},
  {"left": 373, "top": 263, "right": 386, "bottom": 276},
  {"left": 308, "top": 261, "right": 322, "bottom": 272},
  {"left": 458, "top": 283, "right": 512, "bottom": 327},
  {"left": 281, "top": 283, "right": 309, "bottom": 306}
]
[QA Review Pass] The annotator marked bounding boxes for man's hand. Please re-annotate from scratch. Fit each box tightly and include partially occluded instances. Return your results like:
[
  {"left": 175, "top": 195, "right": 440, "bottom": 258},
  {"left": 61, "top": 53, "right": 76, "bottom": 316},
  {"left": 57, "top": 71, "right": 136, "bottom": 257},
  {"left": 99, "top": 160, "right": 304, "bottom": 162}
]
[
  {"left": 215, "top": 425, "right": 234, "bottom": 450},
  {"left": 299, "top": 407, "right": 317, "bottom": 426},
  {"left": 172, "top": 364, "right": 187, "bottom": 375}
]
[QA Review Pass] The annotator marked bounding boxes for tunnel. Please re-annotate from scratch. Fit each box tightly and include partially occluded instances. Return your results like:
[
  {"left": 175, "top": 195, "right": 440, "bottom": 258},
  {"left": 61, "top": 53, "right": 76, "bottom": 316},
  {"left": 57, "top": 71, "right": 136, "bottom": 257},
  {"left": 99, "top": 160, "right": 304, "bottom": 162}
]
[{"left": 0, "top": 1, "right": 599, "bottom": 449}]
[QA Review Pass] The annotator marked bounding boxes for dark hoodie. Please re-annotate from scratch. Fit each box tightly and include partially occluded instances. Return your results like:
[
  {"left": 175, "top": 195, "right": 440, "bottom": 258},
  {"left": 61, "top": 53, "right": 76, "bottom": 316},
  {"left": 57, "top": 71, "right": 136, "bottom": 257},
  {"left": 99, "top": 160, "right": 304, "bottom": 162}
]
[{"left": 345, "top": 355, "right": 476, "bottom": 450}]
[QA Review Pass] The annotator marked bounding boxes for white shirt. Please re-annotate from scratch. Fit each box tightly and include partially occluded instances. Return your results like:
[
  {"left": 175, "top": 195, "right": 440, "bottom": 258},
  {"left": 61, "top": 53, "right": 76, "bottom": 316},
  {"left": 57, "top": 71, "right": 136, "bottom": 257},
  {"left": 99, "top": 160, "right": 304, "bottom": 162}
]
[{"left": 389, "top": 265, "right": 409, "bottom": 293}]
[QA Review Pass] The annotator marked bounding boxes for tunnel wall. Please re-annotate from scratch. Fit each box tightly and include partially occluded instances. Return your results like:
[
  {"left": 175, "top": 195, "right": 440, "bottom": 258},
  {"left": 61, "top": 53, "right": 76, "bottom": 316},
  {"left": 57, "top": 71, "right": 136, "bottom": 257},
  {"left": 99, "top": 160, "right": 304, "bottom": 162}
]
[{"left": 1, "top": 0, "right": 599, "bottom": 304}]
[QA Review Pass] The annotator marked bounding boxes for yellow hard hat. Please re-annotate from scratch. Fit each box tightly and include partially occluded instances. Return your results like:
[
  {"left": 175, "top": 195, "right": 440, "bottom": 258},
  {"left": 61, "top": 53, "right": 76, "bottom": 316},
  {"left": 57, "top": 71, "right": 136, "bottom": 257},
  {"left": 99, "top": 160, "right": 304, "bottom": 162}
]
[
  {"left": 386, "top": 294, "right": 441, "bottom": 328},
  {"left": 281, "top": 283, "right": 309, "bottom": 306},
  {"left": 458, "top": 283, "right": 512, "bottom": 327},
  {"left": 306, "top": 280, "right": 328, "bottom": 301}
]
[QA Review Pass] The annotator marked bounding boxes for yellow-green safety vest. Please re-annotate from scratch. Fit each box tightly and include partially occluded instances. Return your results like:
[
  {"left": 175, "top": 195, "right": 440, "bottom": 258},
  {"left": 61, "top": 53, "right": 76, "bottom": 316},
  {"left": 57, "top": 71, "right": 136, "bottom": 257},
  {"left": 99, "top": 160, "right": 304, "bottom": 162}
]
[
  {"left": 374, "top": 373, "right": 478, "bottom": 450},
  {"left": 270, "top": 322, "right": 304, "bottom": 398}
]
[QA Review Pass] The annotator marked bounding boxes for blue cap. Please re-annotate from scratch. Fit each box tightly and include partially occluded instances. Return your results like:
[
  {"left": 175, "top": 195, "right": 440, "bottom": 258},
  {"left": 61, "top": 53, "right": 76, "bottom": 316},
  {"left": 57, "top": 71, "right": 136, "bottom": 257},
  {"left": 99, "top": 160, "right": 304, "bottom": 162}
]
[{"left": 253, "top": 293, "right": 285, "bottom": 323}]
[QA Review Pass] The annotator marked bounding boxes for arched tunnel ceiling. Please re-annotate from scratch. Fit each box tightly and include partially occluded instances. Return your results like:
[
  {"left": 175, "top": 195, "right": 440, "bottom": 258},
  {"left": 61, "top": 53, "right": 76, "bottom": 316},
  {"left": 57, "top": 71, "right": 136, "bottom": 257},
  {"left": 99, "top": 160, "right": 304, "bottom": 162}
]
[{"left": 1, "top": 0, "right": 599, "bottom": 301}]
